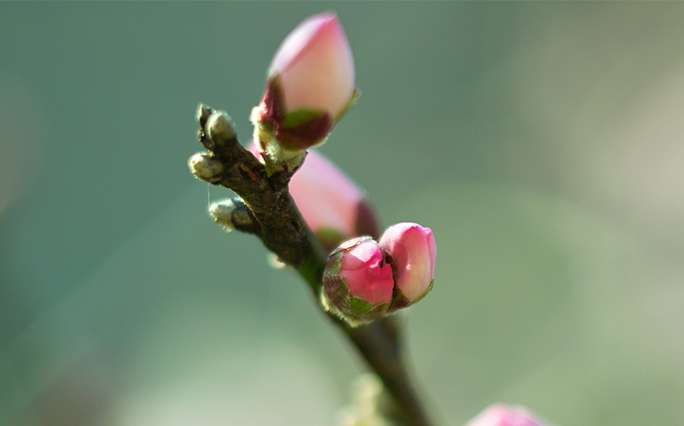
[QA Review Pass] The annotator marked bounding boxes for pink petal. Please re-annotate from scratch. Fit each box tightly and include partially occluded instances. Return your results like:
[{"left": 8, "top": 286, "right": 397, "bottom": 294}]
[
  {"left": 467, "top": 404, "right": 547, "bottom": 426},
  {"left": 379, "top": 223, "right": 436, "bottom": 302},
  {"left": 340, "top": 240, "right": 394, "bottom": 305},
  {"left": 268, "top": 13, "right": 355, "bottom": 117}
]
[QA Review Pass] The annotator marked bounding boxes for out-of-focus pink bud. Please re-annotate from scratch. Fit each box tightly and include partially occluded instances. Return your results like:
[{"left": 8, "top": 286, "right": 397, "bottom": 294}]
[
  {"left": 466, "top": 404, "right": 547, "bottom": 426},
  {"left": 322, "top": 237, "right": 395, "bottom": 325},
  {"left": 257, "top": 12, "right": 356, "bottom": 150},
  {"left": 379, "top": 222, "right": 436, "bottom": 306},
  {"left": 249, "top": 143, "right": 379, "bottom": 248}
]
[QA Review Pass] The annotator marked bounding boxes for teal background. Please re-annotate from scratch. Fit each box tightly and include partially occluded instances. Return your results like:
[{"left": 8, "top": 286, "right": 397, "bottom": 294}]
[{"left": 2, "top": 3, "right": 684, "bottom": 425}]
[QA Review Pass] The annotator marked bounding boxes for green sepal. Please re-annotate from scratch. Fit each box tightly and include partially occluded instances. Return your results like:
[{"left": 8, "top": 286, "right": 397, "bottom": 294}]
[
  {"left": 322, "top": 288, "right": 390, "bottom": 328},
  {"left": 282, "top": 108, "right": 328, "bottom": 129}
]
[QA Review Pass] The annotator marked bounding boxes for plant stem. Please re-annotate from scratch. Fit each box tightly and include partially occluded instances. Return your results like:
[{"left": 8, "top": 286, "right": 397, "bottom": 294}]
[
  {"left": 295, "top": 252, "right": 432, "bottom": 426},
  {"left": 193, "top": 104, "right": 433, "bottom": 426},
  {"left": 290, "top": 209, "right": 433, "bottom": 424}
]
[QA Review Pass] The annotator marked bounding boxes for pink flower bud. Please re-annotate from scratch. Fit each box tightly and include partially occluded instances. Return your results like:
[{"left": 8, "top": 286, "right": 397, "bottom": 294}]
[
  {"left": 323, "top": 237, "right": 395, "bottom": 325},
  {"left": 257, "top": 13, "right": 356, "bottom": 150},
  {"left": 379, "top": 222, "right": 436, "bottom": 305},
  {"left": 249, "top": 143, "right": 379, "bottom": 247},
  {"left": 467, "top": 404, "right": 547, "bottom": 426}
]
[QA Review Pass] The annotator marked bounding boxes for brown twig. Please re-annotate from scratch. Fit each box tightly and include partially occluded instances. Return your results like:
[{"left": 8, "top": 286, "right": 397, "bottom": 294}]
[{"left": 191, "top": 104, "right": 433, "bottom": 426}]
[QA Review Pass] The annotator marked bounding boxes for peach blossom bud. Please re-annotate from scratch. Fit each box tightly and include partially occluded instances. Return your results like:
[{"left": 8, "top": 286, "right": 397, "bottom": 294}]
[
  {"left": 208, "top": 198, "right": 237, "bottom": 232},
  {"left": 249, "top": 143, "right": 379, "bottom": 248},
  {"left": 206, "top": 110, "right": 236, "bottom": 142},
  {"left": 322, "top": 237, "right": 394, "bottom": 326},
  {"left": 467, "top": 404, "right": 547, "bottom": 426},
  {"left": 257, "top": 12, "right": 356, "bottom": 150},
  {"left": 188, "top": 152, "right": 223, "bottom": 183},
  {"left": 379, "top": 223, "right": 436, "bottom": 307}
]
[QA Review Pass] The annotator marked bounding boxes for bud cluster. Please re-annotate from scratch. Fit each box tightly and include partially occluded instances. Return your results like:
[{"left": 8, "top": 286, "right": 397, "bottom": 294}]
[
  {"left": 188, "top": 108, "right": 237, "bottom": 184},
  {"left": 197, "top": 13, "right": 439, "bottom": 328},
  {"left": 322, "top": 223, "right": 437, "bottom": 326}
]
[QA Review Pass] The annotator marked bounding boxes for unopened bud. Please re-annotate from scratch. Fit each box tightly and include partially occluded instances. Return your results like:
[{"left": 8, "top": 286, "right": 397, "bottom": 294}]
[
  {"left": 467, "top": 404, "right": 548, "bottom": 426},
  {"left": 206, "top": 110, "right": 236, "bottom": 143},
  {"left": 379, "top": 222, "right": 436, "bottom": 309},
  {"left": 322, "top": 237, "right": 394, "bottom": 326},
  {"left": 188, "top": 152, "right": 223, "bottom": 183},
  {"left": 208, "top": 198, "right": 237, "bottom": 232},
  {"left": 208, "top": 197, "right": 256, "bottom": 233},
  {"left": 255, "top": 13, "right": 356, "bottom": 151}
]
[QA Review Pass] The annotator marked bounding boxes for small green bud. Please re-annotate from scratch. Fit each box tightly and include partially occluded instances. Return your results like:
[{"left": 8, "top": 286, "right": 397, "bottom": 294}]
[
  {"left": 188, "top": 152, "right": 223, "bottom": 183},
  {"left": 206, "top": 110, "right": 236, "bottom": 142}
]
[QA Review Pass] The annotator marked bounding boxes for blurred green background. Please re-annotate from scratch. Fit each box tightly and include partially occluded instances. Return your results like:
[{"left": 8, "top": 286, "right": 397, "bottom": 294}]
[{"left": 2, "top": 3, "right": 684, "bottom": 425}]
